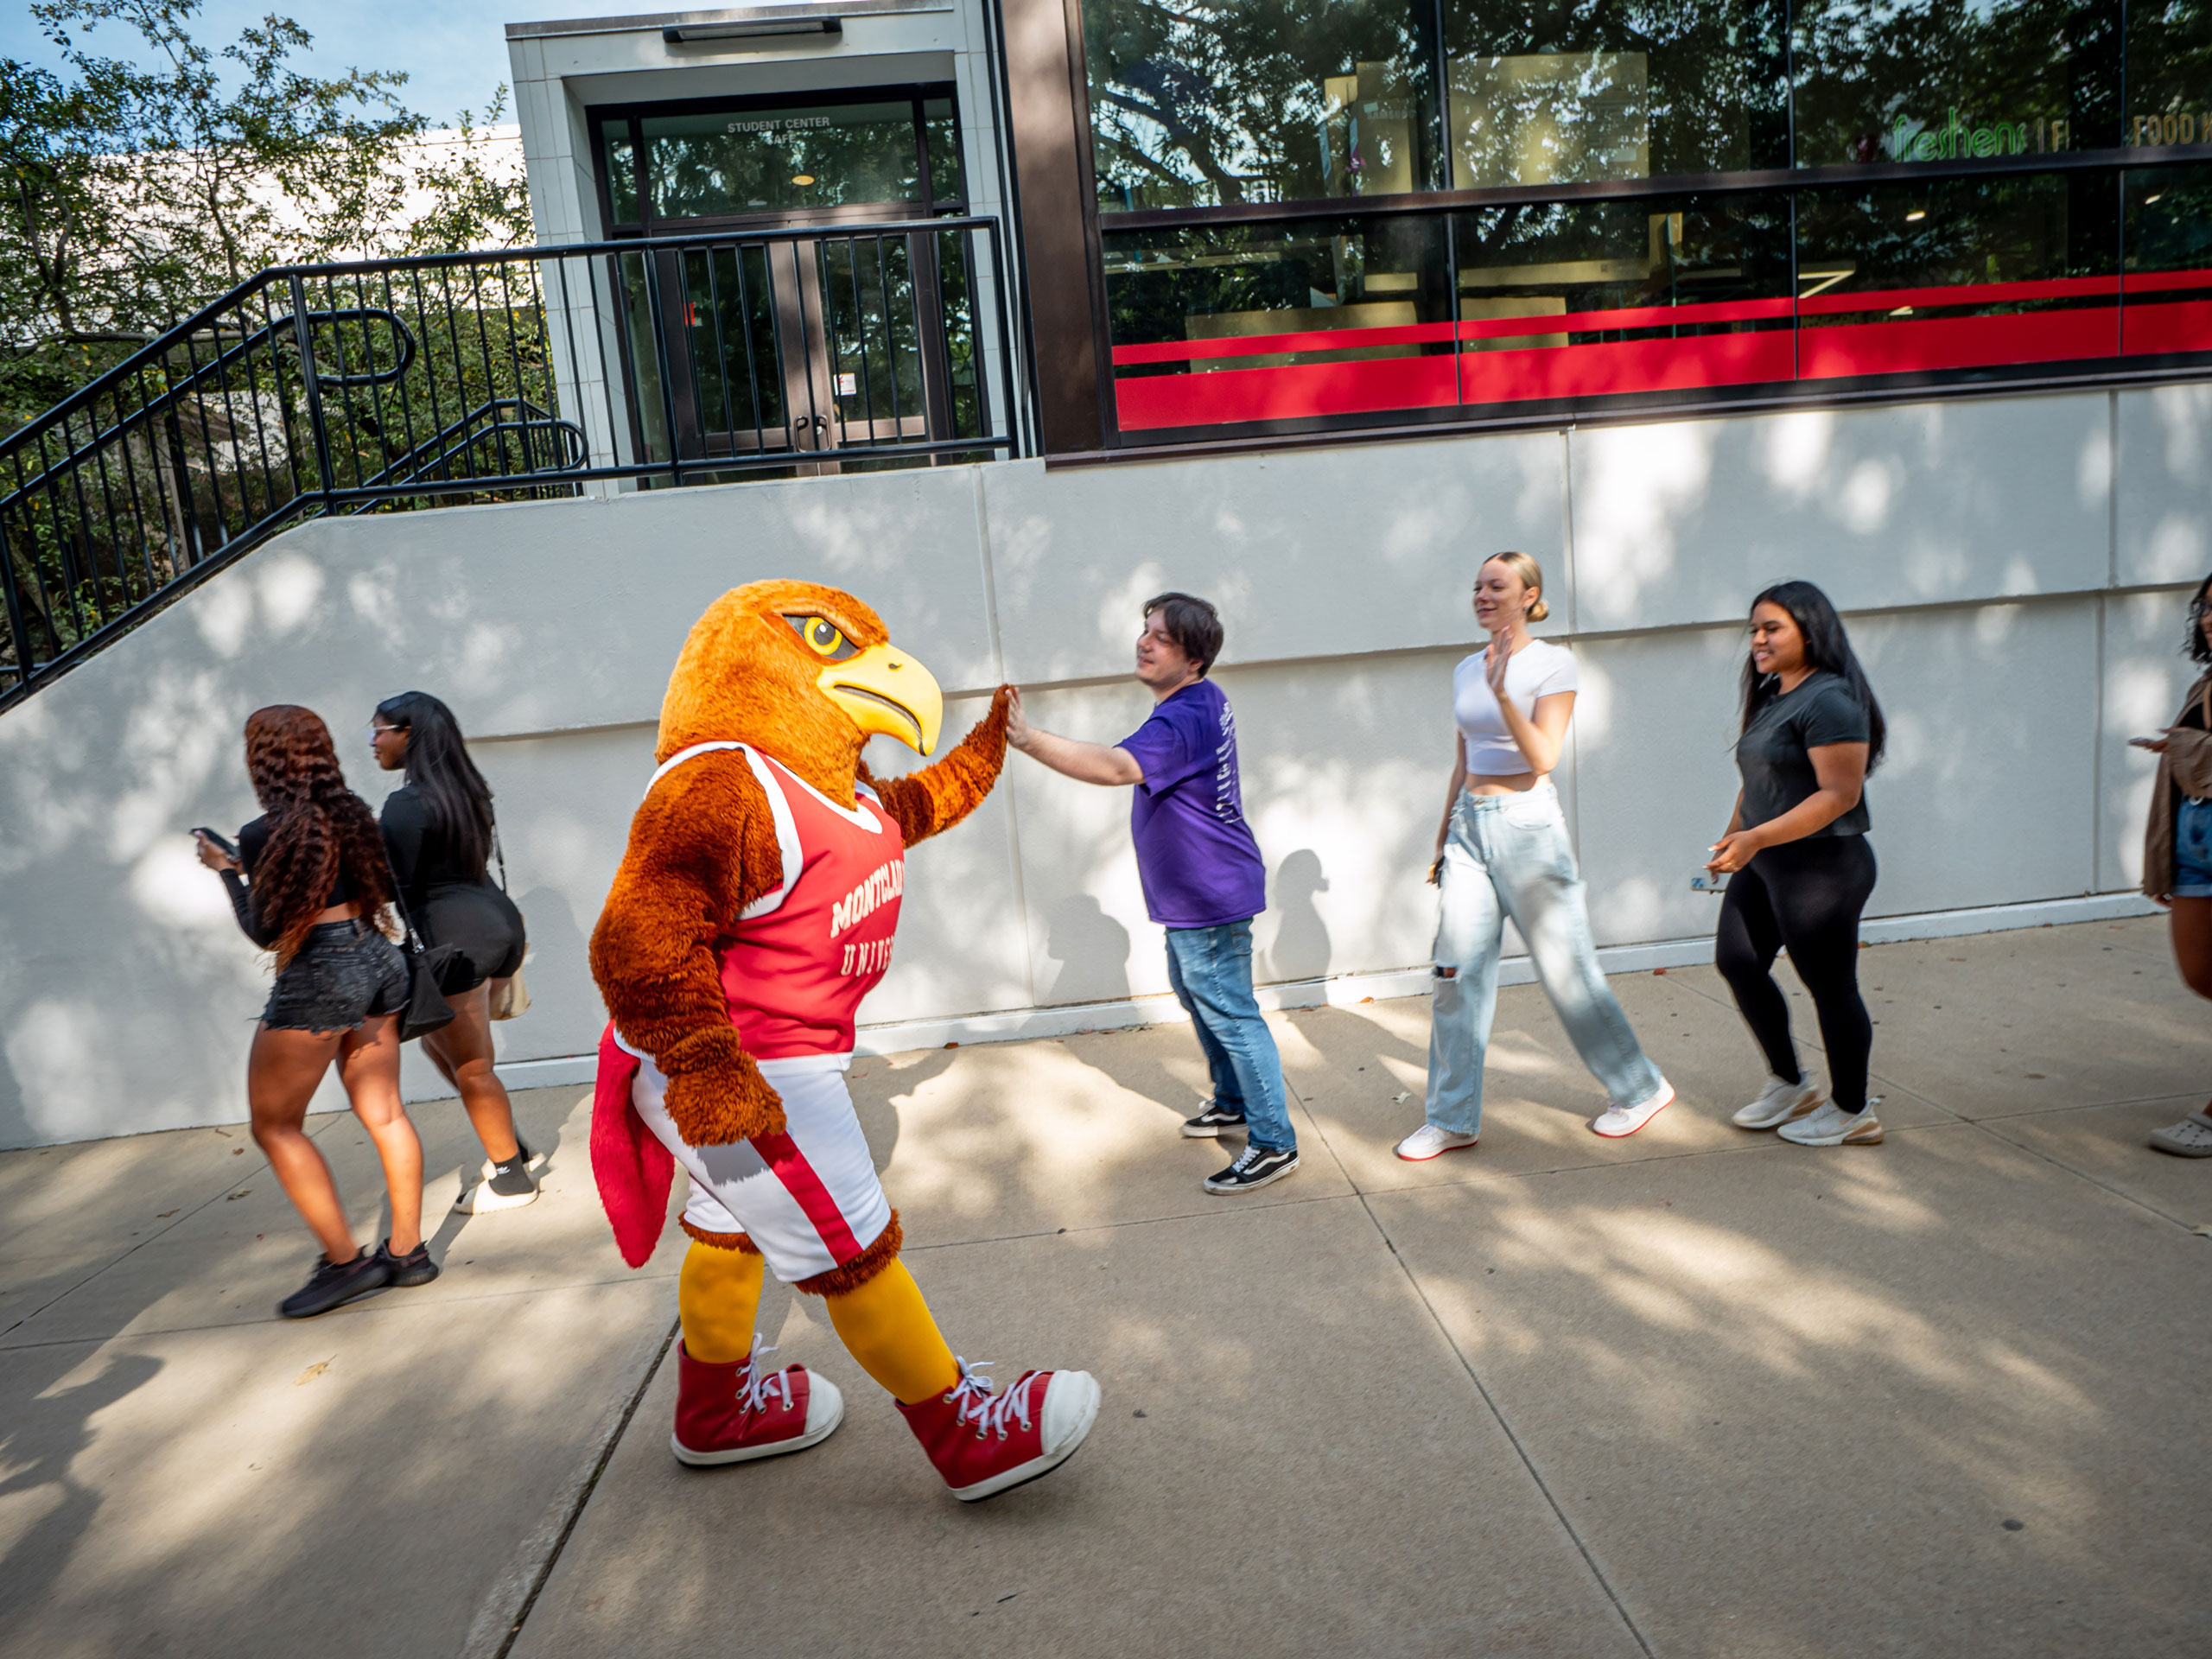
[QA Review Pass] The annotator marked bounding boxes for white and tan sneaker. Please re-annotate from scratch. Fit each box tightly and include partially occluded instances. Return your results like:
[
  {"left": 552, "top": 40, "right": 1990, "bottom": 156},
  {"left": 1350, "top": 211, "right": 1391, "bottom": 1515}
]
[
  {"left": 1395, "top": 1123, "right": 1479, "bottom": 1161},
  {"left": 1592, "top": 1078, "right": 1675, "bottom": 1138},
  {"left": 1778, "top": 1100, "right": 1884, "bottom": 1146},
  {"left": 1732, "top": 1076, "right": 1824, "bottom": 1130}
]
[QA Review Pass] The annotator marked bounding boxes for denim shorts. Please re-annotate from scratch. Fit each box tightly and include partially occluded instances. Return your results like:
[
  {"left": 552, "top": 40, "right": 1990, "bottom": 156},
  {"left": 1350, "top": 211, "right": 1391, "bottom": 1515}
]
[
  {"left": 261, "top": 919, "right": 411, "bottom": 1033},
  {"left": 2177, "top": 798, "right": 2212, "bottom": 899}
]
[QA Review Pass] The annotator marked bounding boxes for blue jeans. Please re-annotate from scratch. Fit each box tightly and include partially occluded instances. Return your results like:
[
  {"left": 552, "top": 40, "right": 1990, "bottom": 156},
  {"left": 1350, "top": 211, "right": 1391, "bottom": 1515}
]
[
  {"left": 1164, "top": 920, "right": 1296, "bottom": 1153},
  {"left": 1426, "top": 782, "right": 1662, "bottom": 1135},
  {"left": 2177, "top": 798, "right": 2212, "bottom": 899}
]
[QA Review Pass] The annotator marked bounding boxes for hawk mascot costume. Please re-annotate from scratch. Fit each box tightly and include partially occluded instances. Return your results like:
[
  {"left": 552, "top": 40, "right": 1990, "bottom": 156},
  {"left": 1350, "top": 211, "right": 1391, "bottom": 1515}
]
[{"left": 588, "top": 579, "right": 1099, "bottom": 1500}]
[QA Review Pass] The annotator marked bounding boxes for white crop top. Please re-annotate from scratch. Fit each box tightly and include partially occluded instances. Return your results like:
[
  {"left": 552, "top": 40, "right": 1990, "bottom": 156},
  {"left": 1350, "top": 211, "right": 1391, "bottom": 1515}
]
[{"left": 1453, "top": 639, "right": 1578, "bottom": 776}]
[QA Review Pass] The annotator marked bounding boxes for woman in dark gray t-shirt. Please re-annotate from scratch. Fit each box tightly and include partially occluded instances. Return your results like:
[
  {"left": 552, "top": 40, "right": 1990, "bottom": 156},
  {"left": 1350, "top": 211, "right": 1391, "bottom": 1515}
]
[{"left": 1705, "top": 581, "right": 1886, "bottom": 1147}]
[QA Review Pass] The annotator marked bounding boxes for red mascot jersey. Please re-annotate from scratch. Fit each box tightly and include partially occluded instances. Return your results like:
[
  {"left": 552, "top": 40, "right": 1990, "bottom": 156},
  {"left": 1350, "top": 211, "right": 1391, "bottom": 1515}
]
[{"left": 619, "top": 741, "right": 906, "bottom": 1066}]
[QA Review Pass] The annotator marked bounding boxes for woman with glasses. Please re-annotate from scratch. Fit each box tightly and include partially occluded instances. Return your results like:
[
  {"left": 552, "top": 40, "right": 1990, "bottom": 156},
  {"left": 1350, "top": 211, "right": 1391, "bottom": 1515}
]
[
  {"left": 2137, "top": 571, "right": 2212, "bottom": 1157},
  {"left": 195, "top": 704, "right": 435, "bottom": 1317},
  {"left": 371, "top": 691, "right": 539, "bottom": 1211}
]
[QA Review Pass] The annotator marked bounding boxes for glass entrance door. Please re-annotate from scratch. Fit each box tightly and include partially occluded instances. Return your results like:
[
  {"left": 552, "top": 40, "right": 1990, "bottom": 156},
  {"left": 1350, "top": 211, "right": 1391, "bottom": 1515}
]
[{"left": 599, "top": 86, "right": 972, "bottom": 474}]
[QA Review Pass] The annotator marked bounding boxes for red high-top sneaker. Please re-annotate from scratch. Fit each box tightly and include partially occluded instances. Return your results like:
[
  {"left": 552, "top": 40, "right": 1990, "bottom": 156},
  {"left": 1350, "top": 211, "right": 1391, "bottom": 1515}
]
[
  {"left": 898, "top": 1357, "right": 1101, "bottom": 1501},
  {"left": 671, "top": 1338, "right": 844, "bottom": 1466}
]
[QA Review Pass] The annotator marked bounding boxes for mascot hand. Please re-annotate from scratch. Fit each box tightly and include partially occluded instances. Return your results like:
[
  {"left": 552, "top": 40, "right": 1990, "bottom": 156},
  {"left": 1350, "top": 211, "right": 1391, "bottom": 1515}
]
[{"left": 658, "top": 1026, "right": 786, "bottom": 1146}]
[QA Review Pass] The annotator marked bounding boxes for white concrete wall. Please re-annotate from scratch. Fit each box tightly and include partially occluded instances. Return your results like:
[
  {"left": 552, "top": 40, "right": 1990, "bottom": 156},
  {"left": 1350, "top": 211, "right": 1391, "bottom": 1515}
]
[{"left": 3, "top": 384, "right": 2204, "bottom": 1147}]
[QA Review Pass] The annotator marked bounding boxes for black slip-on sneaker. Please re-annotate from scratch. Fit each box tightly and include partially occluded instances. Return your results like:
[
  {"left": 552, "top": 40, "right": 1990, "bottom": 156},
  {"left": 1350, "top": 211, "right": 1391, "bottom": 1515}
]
[
  {"left": 1179, "top": 1102, "right": 1248, "bottom": 1139},
  {"left": 378, "top": 1237, "right": 441, "bottom": 1287},
  {"left": 278, "top": 1248, "right": 391, "bottom": 1318},
  {"left": 1203, "top": 1144, "right": 1300, "bottom": 1194}
]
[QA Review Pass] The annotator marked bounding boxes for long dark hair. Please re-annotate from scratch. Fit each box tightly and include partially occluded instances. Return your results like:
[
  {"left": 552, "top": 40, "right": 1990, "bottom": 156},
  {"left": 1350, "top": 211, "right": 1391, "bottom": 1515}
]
[
  {"left": 375, "top": 690, "right": 494, "bottom": 879},
  {"left": 2184, "top": 574, "right": 2212, "bottom": 665},
  {"left": 1739, "top": 581, "right": 1887, "bottom": 772},
  {"left": 243, "top": 705, "right": 394, "bottom": 965}
]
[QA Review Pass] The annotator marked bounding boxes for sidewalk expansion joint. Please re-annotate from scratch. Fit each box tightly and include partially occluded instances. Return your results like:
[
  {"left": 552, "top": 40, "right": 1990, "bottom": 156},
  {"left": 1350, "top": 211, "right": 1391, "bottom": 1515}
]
[
  {"left": 487, "top": 1316, "right": 678, "bottom": 1659},
  {"left": 1352, "top": 1189, "right": 1659, "bottom": 1659}
]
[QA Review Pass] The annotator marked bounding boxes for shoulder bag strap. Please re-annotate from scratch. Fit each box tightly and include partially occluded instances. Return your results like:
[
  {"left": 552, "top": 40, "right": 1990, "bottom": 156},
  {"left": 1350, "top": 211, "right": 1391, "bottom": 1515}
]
[
  {"left": 378, "top": 832, "right": 428, "bottom": 954},
  {"left": 493, "top": 819, "right": 508, "bottom": 893}
]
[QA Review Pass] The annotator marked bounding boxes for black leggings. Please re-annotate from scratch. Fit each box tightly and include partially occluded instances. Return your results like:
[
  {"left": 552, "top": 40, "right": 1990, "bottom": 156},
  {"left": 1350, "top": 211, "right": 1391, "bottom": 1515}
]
[{"left": 1714, "top": 836, "right": 1878, "bottom": 1113}]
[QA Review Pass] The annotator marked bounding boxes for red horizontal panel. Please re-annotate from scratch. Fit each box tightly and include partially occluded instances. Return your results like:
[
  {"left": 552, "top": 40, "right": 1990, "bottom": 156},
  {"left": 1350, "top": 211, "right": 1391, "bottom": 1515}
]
[
  {"left": 1798, "top": 308, "right": 2118, "bottom": 378},
  {"left": 1112, "top": 321, "right": 1458, "bottom": 366},
  {"left": 1457, "top": 296, "right": 1794, "bottom": 343},
  {"left": 1798, "top": 272, "right": 2119, "bottom": 318},
  {"left": 2124, "top": 297, "right": 2212, "bottom": 356},
  {"left": 1114, "top": 353, "right": 1460, "bottom": 430},
  {"left": 2122, "top": 268, "right": 2212, "bottom": 297},
  {"left": 1459, "top": 331, "right": 1797, "bottom": 404}
]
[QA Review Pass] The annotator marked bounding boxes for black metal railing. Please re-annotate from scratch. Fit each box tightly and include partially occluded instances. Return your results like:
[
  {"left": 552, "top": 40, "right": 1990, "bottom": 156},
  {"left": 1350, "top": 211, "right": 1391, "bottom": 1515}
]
[{"left": 0, "top": 216, "right": 1021, "bottom": 707}]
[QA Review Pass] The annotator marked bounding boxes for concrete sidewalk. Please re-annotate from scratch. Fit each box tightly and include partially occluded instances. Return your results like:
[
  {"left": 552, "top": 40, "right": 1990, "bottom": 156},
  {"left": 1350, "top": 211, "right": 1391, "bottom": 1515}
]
[{"left": 3, "top": 918, "right": 2209, "bottom": 1657}]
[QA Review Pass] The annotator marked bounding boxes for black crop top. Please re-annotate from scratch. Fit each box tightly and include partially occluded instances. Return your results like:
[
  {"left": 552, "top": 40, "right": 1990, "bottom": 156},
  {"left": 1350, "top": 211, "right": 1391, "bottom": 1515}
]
[{"left": 220, "top": 816, "right": 362, "bottom": 947}]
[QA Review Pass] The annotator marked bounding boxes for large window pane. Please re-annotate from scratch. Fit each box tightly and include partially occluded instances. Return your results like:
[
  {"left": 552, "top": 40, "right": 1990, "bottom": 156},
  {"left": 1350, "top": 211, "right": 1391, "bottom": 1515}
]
[
  {"left": 2125, "top": 165, "right": 2212, "bottom": 355},
  {"left": 1453, "top": 195, "right": 1794, "bottom": 405},
  {"left": 1085, "top": 0, "right": 1441, "bottom": 210},
  {"left": 1441, "top": 0, "right": 1787, "bottom": 187},
  {"left": 2126, "top": 0, "right": 2212, "bottom": 149},
  {"left": 1795, "top": 172, "right": 2120, "bottom": 378},
  {"left": 1792, "top": 0, "right": 2120, "bottom": 168},
  {"left": 1103, "top": 218, "right": 1454, "bottom": 427},
  {"left": 643, "top": 103, "right": 925, "bottom": 219}
]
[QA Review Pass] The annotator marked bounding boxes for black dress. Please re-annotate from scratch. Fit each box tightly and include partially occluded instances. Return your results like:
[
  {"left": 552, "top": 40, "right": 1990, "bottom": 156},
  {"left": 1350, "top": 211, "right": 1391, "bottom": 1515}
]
[{"left": 379, "top": 785, "right": 526, "bottom": 992}]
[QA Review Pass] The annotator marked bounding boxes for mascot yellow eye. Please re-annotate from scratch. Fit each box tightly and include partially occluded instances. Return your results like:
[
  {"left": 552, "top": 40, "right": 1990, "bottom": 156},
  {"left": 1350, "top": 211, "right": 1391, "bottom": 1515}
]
[{"left": 784, "top": 614, "right": 860, "bottom": 662}]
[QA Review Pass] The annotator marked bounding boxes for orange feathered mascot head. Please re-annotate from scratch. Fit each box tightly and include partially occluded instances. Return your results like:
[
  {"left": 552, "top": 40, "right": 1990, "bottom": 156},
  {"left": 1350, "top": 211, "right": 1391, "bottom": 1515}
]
[{"left": 655, "top": 579, "right": 946, "bottom": 798}]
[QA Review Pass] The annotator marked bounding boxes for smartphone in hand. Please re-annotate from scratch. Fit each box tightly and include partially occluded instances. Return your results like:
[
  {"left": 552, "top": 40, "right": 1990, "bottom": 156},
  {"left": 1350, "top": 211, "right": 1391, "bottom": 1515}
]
[
  {"left": 192, "top": 827, "right": 238, "bottom": 859},
  {"left": 1690, "top": 869, "right": 1727, "bottom": 894},
  {"left": 2128, "top": 735, "right": 2166, "bottom": 750}
]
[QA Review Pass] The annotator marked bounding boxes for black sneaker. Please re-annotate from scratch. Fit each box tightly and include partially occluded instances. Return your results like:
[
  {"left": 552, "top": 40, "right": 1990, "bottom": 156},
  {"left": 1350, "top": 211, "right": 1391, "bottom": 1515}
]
[
  {"left": 1179, "top": 1101, "right": 1248, "bottom": 1139},
  {"left": 1203, "top": 1144, "right": 1300, "bottom": 1194},
  {"left": 278, "top": 1248, "right": 391, "bottom": 1318},
  {"left": 378, "top": 1237, "right": 441, "bottom": 1287},
  {"left": 455, "top": 1140, "right": 542, "bottom": 1213}
]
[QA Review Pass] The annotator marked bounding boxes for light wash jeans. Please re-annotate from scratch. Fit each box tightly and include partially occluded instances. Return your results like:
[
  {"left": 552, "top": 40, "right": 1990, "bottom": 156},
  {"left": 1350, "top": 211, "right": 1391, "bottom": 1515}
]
[
  {"left": 1164, "top": 920, "right": 1296, "bottom": 1153},
  {"left": 1426, "top": 780, "right": 1662, "bottom": 1135}
]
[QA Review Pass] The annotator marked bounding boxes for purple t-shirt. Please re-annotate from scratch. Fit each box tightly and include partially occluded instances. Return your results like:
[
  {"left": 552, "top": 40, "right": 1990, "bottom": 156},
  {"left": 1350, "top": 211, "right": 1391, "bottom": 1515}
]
[{"left": 1120, "top": 679, "right": 1268, "bottom": 929}]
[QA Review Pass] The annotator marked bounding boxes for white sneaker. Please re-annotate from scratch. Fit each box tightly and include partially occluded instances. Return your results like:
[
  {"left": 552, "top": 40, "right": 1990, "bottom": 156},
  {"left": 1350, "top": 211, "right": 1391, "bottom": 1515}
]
[
  {"left": 1395, "top": 1123, "right": 1479, "bottom": 1161},
  {"left": 1777, "top": 1100, "right": 1885, "bottom": 1146},
  {"left": 1591, "top": 1078, "right": 1675, "bottom": 1139},
  {"left": 1732, "top": 1076, "right": 1824, "bottom": 1130}
]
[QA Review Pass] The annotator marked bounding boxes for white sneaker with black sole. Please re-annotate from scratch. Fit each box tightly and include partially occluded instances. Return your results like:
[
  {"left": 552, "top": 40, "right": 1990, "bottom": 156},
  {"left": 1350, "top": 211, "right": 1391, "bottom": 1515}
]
[
  {"left": 454, "top": 1140, "right": 546, "bottom": 1213},
  {"left": 1732, "top": 1076, "right": 1824, "bottom": 1130},
  {"left": 1203, "top": 1144, "right": 1299, "bottom": 1193}
]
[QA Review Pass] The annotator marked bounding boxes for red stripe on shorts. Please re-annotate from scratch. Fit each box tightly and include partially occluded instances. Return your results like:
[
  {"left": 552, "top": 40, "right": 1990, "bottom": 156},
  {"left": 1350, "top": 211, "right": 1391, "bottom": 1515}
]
[{"left": 753, "top": 1130, "right": 865, "bottom": 1262}]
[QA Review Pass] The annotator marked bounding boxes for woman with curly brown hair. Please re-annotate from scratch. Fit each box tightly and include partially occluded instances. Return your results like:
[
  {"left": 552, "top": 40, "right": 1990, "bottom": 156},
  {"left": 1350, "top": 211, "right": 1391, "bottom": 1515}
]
[{"left": 194, "top": 704, "right": 437, "bottom": 1318}]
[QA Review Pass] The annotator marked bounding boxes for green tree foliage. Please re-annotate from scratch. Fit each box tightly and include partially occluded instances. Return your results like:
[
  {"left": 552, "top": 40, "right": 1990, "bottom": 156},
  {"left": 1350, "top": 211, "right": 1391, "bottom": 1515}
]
[{"left": 0, "top": 0, "right": 531, "bottom": 433}]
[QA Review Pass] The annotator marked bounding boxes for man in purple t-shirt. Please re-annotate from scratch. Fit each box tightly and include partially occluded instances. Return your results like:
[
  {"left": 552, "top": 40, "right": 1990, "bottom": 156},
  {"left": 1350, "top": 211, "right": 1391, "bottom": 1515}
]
[{"left": 1007, "top": 593, "right": 1297, "bottom": 1194}]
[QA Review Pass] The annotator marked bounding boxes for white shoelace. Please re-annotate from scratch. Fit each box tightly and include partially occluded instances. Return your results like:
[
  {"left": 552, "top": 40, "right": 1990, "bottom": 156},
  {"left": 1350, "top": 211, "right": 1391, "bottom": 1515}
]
[
  {"left": 737, "top": 1333, "right": 793, "bottom": 1414},
  {"left": 944, "top": 1357, "right": 1037, "bottom": 1441}
]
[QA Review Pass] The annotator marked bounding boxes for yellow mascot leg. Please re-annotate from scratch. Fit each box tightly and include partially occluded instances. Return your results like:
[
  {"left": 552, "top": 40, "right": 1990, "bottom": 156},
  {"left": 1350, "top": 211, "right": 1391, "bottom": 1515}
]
[
  {"left": 823, "top": 1260, "right": 959, "bottom": 1406},
  {"left": 678, "top": 1239, "right": 765, "bottom": 1364}
]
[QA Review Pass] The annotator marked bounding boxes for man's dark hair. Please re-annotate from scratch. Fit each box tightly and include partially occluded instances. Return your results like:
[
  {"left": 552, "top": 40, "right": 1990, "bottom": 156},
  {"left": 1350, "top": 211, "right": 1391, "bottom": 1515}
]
[{"left": 1141, "top": 592, "right": 1224, "bottom": 676}]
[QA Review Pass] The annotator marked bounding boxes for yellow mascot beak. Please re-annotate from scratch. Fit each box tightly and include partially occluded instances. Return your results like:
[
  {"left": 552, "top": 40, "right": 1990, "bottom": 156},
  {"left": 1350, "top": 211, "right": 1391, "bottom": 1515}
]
[{"left": 819, "top": 643, "right": 944, "bottom": 756}]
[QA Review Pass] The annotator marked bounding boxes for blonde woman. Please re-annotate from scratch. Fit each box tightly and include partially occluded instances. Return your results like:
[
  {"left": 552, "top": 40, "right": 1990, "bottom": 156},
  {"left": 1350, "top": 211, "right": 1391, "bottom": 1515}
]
[{"left": 1396, "top": 553, "right": 1674, "bottom": 1159}]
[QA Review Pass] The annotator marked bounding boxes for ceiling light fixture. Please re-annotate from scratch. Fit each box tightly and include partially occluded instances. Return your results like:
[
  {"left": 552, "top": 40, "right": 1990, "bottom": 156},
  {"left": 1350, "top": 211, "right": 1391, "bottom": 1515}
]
[
  {"left": 1904, "top": 209, "right": 1926, "bottom": 221},
  {"left": 2146, "top": 193, "right": 2165, "bottom": 204},
  {"left": 791, "top": 174, "right": 816, "bottom": 185},
  {"left": 664, "top": 16, "right": 842, "bottom": 41}
]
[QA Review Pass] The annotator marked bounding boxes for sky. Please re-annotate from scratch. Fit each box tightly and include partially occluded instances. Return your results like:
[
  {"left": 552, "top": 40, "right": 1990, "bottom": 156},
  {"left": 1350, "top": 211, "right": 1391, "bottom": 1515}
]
[{"left": 0, "top": 0, "right": 631, "bottom": 128}]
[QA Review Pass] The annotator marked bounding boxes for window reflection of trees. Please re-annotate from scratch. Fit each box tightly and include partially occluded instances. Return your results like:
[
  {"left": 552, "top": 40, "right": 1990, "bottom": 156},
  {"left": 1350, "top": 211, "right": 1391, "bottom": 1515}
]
[
  {"left": 1792, "top": 0, "right": 2120, "bottom": 166},
  {"left": 1441, "top": 0, "right": 1786, "bottom": 185},
  {"left": 1084, "top": 0, "right": 1440, "bottom": 209},
  {"left": 645, "top": 108, "right": 924, "bottom": 219}
]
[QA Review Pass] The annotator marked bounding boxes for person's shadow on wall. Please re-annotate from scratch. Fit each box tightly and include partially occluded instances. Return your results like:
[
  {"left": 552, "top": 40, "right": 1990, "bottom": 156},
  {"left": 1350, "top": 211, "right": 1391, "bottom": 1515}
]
[
  {"left": 1042, "top": 894, "right": 1132, "bottom": 1005},
  {"left": 1264, "top": 849, "right": 1332, "bottom": 984}
]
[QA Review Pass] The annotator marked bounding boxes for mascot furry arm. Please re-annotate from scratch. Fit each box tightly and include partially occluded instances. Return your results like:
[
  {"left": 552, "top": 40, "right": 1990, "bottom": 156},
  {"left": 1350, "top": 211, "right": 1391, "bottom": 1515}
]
[{"left": 588, "top": 581, "right": 1008, "bottom": 1262}]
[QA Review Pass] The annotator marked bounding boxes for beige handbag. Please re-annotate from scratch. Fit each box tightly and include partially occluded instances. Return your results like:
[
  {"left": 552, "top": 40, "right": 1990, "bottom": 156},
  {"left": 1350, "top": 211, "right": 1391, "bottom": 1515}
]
[{"left": 487, "top": 825, "right": 531, "bottom": 1021}]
